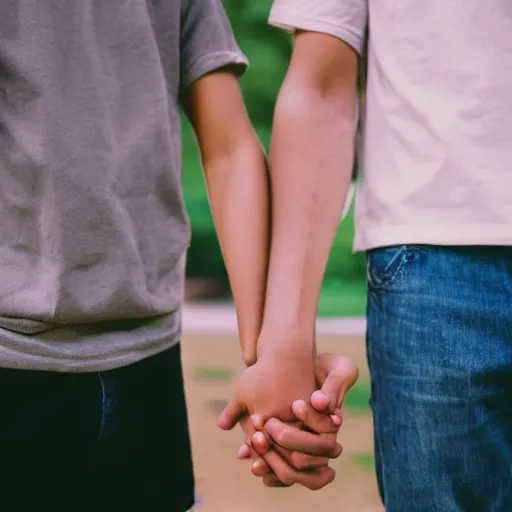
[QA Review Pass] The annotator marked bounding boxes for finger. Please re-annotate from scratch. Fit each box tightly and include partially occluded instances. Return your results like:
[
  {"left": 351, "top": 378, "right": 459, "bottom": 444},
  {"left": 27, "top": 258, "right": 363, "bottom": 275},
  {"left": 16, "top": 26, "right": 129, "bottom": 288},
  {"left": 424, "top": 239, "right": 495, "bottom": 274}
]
[
  {"left": 251, "top": 419, "right": 304, "bottom": 454},
  {"left": 251, "top": 430, "right": 272, "bottom": 455},
  {"left": 241, "top": 346, "right": 257, "bottom": 368},
  {"left": 251, "top": 458, "right": 272, "bottom": 477},
  {"left": 217, "top": 398, "right": 246, "bottom": 430},
  {"left": 250, "top": 414, "right": 266, "bottom": 431},
  {"left": 238, "top": 440, "right": 262, "bottom": 460},
  {"left": 310, "top": 390, "right": 332, "bottom": 414},
  {"left": 263, "top": 451, "right": 337, "bottom": 491},
  {"left": 290, "top": 452, "right": 330, "bottom": 471},
  {"left": 264, "top": 418, "right": 342, "bottom": 458},
  {"left": 310, "top": 391, "right": 344, "bottom": 426},
  {"left": 314, "top": 354, "right": 359, "bottom": 413},
  {"left": 293, "top": 466, "right": 336, "bottom": 491},
  {"left": 270, "top": 442, "right": 330, "bottom": 471},
  {"left": 261, "top": 450, "right": 297, "bottom": 487},
  {"left": 291, "top": 399, "right": 340, "bottom": 434},
  {"left": 331, "top": 409, "right": 342, "bottom": 427},
  {"left": 237, "top": 443, "right": 251, "bottom": 459},
  {"left": 239, "top": 415, "right": 256, "bottom": 438},
  {"left": 263, "top": 474, "right": 291, "bottom": 488}
]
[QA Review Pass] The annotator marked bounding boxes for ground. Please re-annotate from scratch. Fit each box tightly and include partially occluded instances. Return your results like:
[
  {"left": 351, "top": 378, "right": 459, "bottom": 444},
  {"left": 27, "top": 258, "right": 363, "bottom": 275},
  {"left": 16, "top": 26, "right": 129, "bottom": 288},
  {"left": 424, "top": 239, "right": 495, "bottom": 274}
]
[{"left": 181, "top": 334, "right": 384, "bottom": 512}]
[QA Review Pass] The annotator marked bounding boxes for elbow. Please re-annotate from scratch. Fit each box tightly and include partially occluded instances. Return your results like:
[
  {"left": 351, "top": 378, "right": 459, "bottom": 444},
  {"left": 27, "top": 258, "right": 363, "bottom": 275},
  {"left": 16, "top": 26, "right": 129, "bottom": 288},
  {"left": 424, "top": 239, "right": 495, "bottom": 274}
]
[
  {"left": 201, "top": 135, "right": 266, "bottom": 178},
  {"left": 274, "top": 84, "right": 356, "bottom": 135}
]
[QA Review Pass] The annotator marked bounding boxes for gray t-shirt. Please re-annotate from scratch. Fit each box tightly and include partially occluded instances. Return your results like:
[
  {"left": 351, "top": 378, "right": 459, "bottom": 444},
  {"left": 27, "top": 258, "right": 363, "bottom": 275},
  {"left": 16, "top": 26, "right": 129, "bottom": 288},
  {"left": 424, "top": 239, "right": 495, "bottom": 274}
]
[{"left": 0, "top": 0, "right": 247, "bottom": 371}]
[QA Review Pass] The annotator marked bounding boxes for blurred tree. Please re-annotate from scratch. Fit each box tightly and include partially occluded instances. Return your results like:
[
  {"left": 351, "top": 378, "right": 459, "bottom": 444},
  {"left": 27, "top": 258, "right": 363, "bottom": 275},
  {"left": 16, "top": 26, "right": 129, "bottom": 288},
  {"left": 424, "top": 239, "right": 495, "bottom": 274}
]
[{"left": 224, "top": 0, "right": 291, "bottom": 128}]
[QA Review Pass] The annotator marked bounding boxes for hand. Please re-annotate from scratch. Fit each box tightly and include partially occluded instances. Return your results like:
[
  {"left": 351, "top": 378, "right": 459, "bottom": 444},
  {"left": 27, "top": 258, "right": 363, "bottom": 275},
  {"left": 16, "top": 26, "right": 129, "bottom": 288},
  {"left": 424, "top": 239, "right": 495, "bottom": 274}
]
[
  {"left": 218, "top": 347, "right": 336, "bottom": 489},
  {"left": 218, "top": 349, "right": 317, "bottom": 430},
  {"left": 239, "top": 354, "right": 358, "bottom": 488}
]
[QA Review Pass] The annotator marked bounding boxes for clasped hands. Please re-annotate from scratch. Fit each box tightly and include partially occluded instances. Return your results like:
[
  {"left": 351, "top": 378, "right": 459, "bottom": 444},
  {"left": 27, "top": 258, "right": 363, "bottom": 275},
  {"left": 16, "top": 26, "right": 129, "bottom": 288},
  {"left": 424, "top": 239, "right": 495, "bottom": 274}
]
[{"left": 218, "top": 342, "right": 358, "bottom": 490}]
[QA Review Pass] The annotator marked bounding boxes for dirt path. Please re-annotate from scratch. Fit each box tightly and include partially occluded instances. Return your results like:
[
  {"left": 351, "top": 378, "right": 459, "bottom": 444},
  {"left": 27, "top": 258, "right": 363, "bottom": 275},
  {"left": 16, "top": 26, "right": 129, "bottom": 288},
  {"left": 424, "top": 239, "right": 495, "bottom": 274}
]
[{"left": 182, "top": 335, "right": 383, "bottom": 512}]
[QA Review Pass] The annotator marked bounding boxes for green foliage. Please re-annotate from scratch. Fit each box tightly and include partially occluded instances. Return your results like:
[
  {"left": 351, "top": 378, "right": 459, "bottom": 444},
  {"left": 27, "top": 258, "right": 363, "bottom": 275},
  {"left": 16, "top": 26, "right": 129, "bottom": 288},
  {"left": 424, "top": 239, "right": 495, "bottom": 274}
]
[
  {"left": 182, "top": 1, "right": 367, "bottom": 299},
  {"left": 325, "top": 206, "right": 366, "bottom": 282},
  {"left": 343, "top": 379, "right": 371, "bottom": 414},
  {"left": 318, "top": 279, "right": 366, "bottom": 317},
  {"left": 223, "top": 0, "right": 291, "bottom": 128}
]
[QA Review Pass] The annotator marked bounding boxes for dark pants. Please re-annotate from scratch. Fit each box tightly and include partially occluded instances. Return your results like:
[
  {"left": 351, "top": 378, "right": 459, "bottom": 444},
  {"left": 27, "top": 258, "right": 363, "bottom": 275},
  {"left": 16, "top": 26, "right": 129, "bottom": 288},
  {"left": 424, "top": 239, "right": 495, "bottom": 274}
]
[
  {"left": 0, "top": 343, "right": 195, "bottom": 511},
  {"left": 367, "top": 246, "right": 512, "bottom": 512}
]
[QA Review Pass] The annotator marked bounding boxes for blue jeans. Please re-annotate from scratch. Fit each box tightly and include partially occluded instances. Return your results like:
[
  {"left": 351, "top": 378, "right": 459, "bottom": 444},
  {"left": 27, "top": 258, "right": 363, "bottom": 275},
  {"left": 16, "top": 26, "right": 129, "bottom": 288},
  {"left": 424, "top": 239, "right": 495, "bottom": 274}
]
[
  {"left": 0, "top": 343, "right": 195, "bottom": 511},
  {"left": 367, "top": 246, "right": 512, "bottom": 512}
]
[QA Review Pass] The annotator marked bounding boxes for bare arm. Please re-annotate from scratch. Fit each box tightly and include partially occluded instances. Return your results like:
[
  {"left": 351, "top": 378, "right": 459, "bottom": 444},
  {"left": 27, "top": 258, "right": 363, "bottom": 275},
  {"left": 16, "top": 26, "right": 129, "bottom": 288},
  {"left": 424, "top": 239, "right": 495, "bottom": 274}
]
[
  {"left": 183, "top": 71, "right": 269, "bottom": 366},
  {"left": 258, "top": 32, "right": 359, "bottom": 358}
]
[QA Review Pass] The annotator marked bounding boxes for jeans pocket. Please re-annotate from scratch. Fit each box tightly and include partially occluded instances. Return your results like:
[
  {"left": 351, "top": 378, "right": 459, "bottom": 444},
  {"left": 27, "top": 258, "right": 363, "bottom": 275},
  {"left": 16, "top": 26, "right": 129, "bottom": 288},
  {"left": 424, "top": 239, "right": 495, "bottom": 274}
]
[{"left": 366, "top": 245, "right": 420, "bottom": 290}]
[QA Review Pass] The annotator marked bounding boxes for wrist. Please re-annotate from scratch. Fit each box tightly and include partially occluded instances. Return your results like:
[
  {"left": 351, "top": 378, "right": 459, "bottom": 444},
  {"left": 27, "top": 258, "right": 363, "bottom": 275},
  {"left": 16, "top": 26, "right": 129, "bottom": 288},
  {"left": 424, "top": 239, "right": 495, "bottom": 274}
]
[{"left": 256, "top": 323, "right": 315, "bottom": 362}]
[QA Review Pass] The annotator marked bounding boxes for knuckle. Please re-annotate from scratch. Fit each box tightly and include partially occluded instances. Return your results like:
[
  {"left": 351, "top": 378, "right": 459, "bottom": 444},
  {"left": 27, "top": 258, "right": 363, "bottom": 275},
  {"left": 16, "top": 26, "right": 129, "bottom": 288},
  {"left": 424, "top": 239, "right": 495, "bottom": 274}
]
[
  {"left": 307, "top": 469, "right": 336, "bottom": 491},
  {"left": 334, "top": 443, "right": 343, "bottom": 458},
  {"left": 325, "top": 432, "right": 337, "bottom": 445},
  {"left": 263, "top": 475, "right": 278, "bottom": 487},
  {"left": 265, "top": 417, "right": 279, "bottom": 427},
  {"left": 323, "top": 434, "right": 338, "bottom": 452},
  {"left": 280, "top": 475, "right": 295, "bottom": 487},
  {"left": 290, "top": 452, "right": 310, "bottom": 470},
  {"left": 253, "top": 466, "right": 268, "bottom": 477},
  {"left": 276, "top": 469, "right": 296, "bottom": 487},
  {"left": 264, "top": 418, "right": 280, "bottom": 433},
  {"left": 274, "top": 428, "right": 290, "bottom": 446},
  {"left": 306, "top": 480, "right": 323, "bottom": 491}
]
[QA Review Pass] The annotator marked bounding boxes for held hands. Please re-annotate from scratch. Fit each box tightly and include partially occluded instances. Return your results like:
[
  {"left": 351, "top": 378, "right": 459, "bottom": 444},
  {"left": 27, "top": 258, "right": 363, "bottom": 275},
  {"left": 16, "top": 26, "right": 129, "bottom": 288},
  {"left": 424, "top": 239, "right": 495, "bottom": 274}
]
[
  {"left": 217, "top": 348, "right": 317, "bottom": 429},
  {"left": 218, "top": 350, "right": 358, "bottom": 490}
]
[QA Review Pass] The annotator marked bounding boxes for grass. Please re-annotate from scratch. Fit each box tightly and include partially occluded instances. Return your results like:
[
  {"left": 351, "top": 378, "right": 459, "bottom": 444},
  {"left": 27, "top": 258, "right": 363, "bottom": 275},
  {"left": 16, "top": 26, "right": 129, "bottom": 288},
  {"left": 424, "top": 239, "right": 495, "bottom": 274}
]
[
  {"left": 193, "top": 367, "right": 233, "bottom": 382},
  {"left": 350, "top": 453, "right": 375, "bottom": 472}
]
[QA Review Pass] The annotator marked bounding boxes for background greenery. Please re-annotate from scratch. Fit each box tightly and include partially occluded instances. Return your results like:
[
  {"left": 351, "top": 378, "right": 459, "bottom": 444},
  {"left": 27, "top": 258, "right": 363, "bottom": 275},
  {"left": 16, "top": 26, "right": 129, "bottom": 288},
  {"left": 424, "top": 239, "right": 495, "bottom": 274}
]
[{"left": 182, "top": 0, "right": 366, "bottom": 316}]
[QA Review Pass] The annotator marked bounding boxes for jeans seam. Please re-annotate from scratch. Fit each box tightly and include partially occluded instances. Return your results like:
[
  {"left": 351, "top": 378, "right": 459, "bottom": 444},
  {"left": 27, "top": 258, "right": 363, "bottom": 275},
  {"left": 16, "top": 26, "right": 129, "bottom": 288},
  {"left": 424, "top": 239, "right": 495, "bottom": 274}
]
[
  {"left": 96, "top": 372, "right": 107, "bottom": 445},
  {"left": 367, "top": 247, "right": 404, "bottom": 289},
  {"left": 369, "top": 245, "right": 421, "bottom": 291},
  {"left": 385, "top": 251, "right": 408, "bottom": 287}
]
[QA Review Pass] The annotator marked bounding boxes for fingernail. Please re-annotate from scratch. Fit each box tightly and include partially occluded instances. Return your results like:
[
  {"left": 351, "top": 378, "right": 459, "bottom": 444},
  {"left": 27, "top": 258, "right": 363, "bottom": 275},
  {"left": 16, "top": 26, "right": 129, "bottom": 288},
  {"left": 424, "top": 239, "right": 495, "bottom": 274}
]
[
  {"left": 292, "top": 399, "right": 307, "bottom": 420},
  {"left": 252, "top": 460, "right": 263, "bottom": 472},
  {"left": 251, "top": 414, "right": 265, "bottom": 428},
  {"left": 331, "top": 414, "right": 341, "bottom": 426},
  {"left": 253, "top": 431, "right": 266, "bottom": 445},
  {"left": 312, "top": 390, "right": 328, "bottom": 402},
  {"left": 238, "top": 444, "right": 250, "bottom": 459}
]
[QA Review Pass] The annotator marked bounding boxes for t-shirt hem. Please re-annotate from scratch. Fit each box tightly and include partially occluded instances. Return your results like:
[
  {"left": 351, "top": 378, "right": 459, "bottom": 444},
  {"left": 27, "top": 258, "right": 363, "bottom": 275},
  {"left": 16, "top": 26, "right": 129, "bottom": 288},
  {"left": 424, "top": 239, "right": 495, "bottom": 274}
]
[
  {"left": 268, "top": 6, "right": 364, "bottom": 55},
  {"left": 0, "top": 317, "right": 182, "bottom": 373},
  {"left": 354, "top": 224, "right": 512, "bottom": 252},
  {"left": 181, "top": 50, "right": 249, "bottom": 90}
]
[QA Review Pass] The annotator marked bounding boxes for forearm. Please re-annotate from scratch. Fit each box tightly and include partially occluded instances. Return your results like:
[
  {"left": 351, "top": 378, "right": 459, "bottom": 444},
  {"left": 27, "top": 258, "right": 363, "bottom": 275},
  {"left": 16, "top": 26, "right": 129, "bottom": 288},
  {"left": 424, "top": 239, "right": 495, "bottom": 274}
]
[
  {"left": 259, "top": 88, "right": 356, "bottom": 357},
  {"left": 204, "top": 139, "right": 270, "bottom": 365}
]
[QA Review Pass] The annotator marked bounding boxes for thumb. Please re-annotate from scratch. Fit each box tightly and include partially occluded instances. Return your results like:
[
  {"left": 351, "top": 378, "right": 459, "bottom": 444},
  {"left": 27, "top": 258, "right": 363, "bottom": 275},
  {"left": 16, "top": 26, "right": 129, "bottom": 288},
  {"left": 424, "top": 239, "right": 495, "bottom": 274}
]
[
  {"left": 217, "top": 397, "right": 246, "bottom": 430},
  {"left": 313, "top": 354, "right": 359, "bottom": 413}
]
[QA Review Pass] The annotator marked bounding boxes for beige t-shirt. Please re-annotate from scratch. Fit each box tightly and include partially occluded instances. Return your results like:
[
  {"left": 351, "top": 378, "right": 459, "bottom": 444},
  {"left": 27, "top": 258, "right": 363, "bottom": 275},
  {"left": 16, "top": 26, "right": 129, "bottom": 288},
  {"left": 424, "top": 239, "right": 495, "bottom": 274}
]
[{"left": 269, "top": 0, "right": 512, "bottom": 251}]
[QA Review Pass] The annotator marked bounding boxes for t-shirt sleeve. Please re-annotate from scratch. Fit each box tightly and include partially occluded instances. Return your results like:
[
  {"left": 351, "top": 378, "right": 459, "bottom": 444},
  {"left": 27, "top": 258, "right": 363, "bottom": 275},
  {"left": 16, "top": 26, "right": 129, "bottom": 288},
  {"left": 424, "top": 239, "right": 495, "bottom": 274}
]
[
  {"left": 268, "top": 0, "right": 368, "bottom": 56},
  {"left": 180, "top": 0, "right": 248, "bottom": 89}
]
